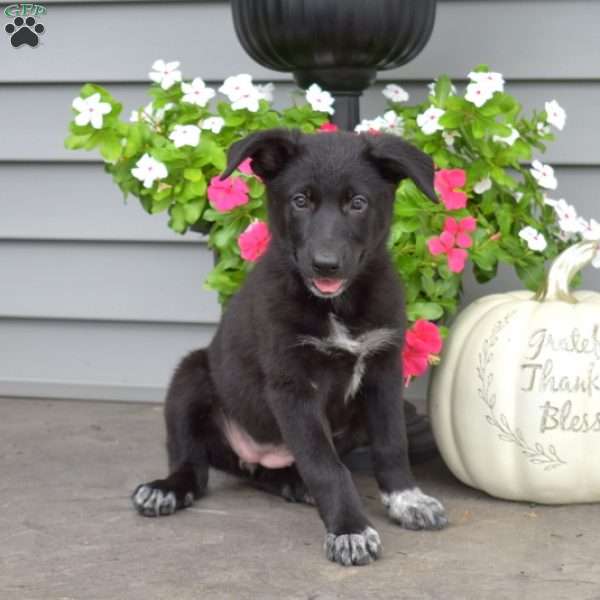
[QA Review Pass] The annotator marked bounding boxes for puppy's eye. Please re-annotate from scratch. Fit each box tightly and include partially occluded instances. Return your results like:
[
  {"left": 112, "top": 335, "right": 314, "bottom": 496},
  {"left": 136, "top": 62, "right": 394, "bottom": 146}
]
[
  {"left": 291, "top": 193, "right": 309, "bottom": 210},
  {"left": 349, "top": 195, "right": 368, "bottom": 212}
]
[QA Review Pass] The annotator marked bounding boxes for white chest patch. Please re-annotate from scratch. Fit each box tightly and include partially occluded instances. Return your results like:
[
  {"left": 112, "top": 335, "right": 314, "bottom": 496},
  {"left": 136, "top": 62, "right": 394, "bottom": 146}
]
[{"left": 298, "top": 314, "right": 399, "bottom": 400}]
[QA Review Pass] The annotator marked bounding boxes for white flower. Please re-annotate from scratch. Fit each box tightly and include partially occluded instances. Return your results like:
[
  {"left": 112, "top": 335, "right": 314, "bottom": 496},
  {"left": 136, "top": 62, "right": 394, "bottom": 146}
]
[
  {"left": 514, "top": 192, "right": 524, "bottom": 203},
  {"left": 552, "top": 199, "right": 582, "bottom": 234},
  {"left": 543, "top": 195, "right": 558, "bottom": 208},
  {"left": 355, "top": 111, "right": 405, "bottom": 136},
  {"left": 232, "top": 87, "right": 262, "bottom": 112},
  {"left": 442, "top": 131, "right": 458, "bottom": 147},
  {"left": 131, "top": 154, "right": 168, "bottom": 189},
  {"left": 530, "top": 160, "right": 557, "bottom": 190},
  {"left": 468, "top": 71, "right": 505, "bottom": 94},
  {"left": 169, "top": 124, "right": 201, "bottom": 148},
  {"left": 305, "top": 83, "right": 335, "bottom": 115},
  {"left": 416, "top": 106, "right": 445, "bottom": 135},
  {"left": 201, "top": 116, "right": 225, "bottom": 134},
  {"left": 355, "top": 116, "right": 384, "bottom": 133},
  {"left": 382, "top": 84, "right": 409, "bottom": 103},
  {"left": 354, "top": 118, "right": 378, "bottom": 133},
  {"left": 219, "top": 74, "right": 262, "bottom": 112},
  {"left": 465, "top": 82, "right": 494, "bottom": 107},
  {"left": 537, "top": 122, "right": 551, "bottom": 136},
  {"left": 219, "top": 74, "right": 254, "bottom": 100},
  {"left": 493, "top": 126, "right": 520, "bottom": 146},
  {"left": 473, "top": 177, "right": 492, "bottom": 195},
  {"left": 72, "top": 93, "right": 112, "bottom": 129},
  {"left": 381, "top": 110, "right": 404, "bottom": 135},
  {"left": 149, "top": 60, "right": 182, "bottom": 90},
  {"left": 580, "top": 218, "right": 600, "bottom": 241},
  {"left": 519, "top": 226, "right": 547, "bottom": 252},
  {"left": 181, "top": 78, "right": 215, "bottom": 107},
  {"left": 257, "top": 83, "right": 275, "bottom": 102},
  {"left": 545, "top": 100, "right": 566, "bottom": 131}
]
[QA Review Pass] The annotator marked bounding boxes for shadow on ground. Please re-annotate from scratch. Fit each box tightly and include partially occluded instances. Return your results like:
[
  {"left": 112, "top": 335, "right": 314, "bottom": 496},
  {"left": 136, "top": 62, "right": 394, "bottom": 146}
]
[{"left": 1, "top": 398, "right": 599, "bottom": 600}]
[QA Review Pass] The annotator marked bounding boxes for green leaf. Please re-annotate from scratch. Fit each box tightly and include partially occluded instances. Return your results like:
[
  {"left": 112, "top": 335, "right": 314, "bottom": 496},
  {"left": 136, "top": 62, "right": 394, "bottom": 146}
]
[
  {"left": 393, "top": 219, "right": 421, "bottom": 233},
  {"left": 515, "top": 259, "right": 547, "bottom": 291},
  {"left": 184, "top": 199, "right": 205, "bottom": 224},
  {"left": 497, "top": 204, "right": 513, "bottom": 236},
  {"left": 64, "top": 133, "right": 91, "bottom": 150},
  {"left": 150, "top": 196, "right": 172, "bottom": 214},
  {"left": 438, "top": 112, "right": 463, "bottom": 129},
  {"left": 471, "top": 246, "right": 497, "bottom": 271},
  {"left": 433, "top": 75, "right": 453, "bottom": 104},
  {"left": 99, "top": 132, "right": 122, "bottom": 162},
  {"left": 248, "top": 177, "right": 265, "bottom": 199},
  {"left": 406, "top": 302, "right": 444, "bottom": 321},
  {"left": 169, "top": 204, "right": 187, "bottom": 233},
  {"left": 184, "top": 168, "right": 205, "bottom": 182}
]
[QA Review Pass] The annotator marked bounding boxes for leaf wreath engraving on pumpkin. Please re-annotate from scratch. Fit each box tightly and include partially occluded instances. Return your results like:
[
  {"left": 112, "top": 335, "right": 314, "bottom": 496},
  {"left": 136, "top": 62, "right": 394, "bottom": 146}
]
[{"left": 476, "top": 310, "right": 567, "bottom": 471}]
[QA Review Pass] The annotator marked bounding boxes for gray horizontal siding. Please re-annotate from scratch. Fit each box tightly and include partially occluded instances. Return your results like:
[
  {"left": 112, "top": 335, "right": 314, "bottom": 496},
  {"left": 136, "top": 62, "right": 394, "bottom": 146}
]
[
  {"left": 1, "top": 0, "right": 599, "bottom": 403},
  {"left": 0, "top": 319, "right": 215, "bottom": 402},
  {"left": 3, "top": 81, "right": 599, "bottom": 165},
  {"left": 0, "top": 240, "right": 219, "bottom": 323},
  {"left": 0, "top": 164, "right": 190, "bottom": 242},
  {"left": 2, "top": 1, "right": 600, "bottom": 83}
]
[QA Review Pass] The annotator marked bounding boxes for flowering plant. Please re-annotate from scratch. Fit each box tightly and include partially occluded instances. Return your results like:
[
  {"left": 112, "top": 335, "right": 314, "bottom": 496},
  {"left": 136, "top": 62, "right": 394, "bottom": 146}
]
[
  {"left": 66, "top": 61, "right": 599, "bottom": 384},
  {"left": 65, "top": 61, "right": 331, "bottom": 301},
  {"left": 360, "top": 69, "right": 598, "bottom": 330}
]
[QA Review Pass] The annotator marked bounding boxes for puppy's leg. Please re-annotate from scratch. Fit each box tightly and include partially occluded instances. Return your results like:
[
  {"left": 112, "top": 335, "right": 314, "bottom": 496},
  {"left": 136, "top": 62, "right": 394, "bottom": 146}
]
[
  {"left": 362, "top": 354, "right": 448, "bottom": 531},
  {"left": 248, "top": 465, "right": 314, "bottom": 505},
  {"left": 268, "top": 383, "right": 381, "bottom": 566},
  {"left": 132, "top": 349, "right": 219, "bottom": 517}
]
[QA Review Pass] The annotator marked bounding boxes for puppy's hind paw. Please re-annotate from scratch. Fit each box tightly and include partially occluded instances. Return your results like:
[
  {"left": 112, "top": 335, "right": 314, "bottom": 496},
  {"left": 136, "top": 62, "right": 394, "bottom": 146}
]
[
  {"left": 382, "top": 487, "right": 448, "bottom": 531},
  {"left": 131, "top": 481, "right": 194, "bottom": 517},
  {"left": 324, "top": 526, "right": 382, "bottom": 566}
]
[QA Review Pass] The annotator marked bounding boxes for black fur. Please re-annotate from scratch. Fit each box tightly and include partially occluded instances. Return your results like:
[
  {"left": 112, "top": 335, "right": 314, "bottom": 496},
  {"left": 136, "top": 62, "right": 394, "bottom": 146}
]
[{"left": 131, "top": 130, "right": 447, "bottom": 565}]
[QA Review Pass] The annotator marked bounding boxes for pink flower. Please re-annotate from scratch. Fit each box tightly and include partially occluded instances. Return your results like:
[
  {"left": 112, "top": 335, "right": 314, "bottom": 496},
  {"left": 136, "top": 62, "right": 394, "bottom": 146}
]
[
  {"left": 237, "top": 157, "right": 263, "bottom": 182},
  {"left": 444, "top": 216, "right": 476, "bottom": 248},
  {"left": 405, "top": 320, "right": 443, "bottom": 355},
  {"left": 207, "top": 175, "right": 249, "bottom": 213},
  {"left": 238, "top": 158, "right": 254, "bottom": 175},
  {"left": 402, "top": 346, "right": 429, "bottom": 380},
  {"left": 402, "top": 320, "right": 443, "bottom": 386},
  {"left": 434, "top": 169, "right": 468, "bottom": 210},
  {"left": 238, "top": 221, "right": 271, "bottom": 261},
  {"left": 318, "top": 122, "right": 339, "bottom": 133},
  {"left": 427, "top": 231, "right": 468, "bottom": 273}
]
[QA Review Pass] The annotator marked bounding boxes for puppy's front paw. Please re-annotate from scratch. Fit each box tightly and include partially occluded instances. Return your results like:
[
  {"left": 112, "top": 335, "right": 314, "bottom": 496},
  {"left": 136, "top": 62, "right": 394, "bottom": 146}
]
[
  {"left": 382, "top": 487, "right": 448, "bottom": 531},
  {"left": 131, "top": 481, "right": 194, "bottom": 517},
  {"left": 324, "top": 526, "right": 382, "bottom": 566}
]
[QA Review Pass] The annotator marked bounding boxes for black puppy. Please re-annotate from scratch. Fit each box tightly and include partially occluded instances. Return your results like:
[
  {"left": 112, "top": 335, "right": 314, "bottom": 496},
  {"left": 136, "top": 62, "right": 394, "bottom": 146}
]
[{"left": 132, "top": 129, "right": 448, "bottom": 566}]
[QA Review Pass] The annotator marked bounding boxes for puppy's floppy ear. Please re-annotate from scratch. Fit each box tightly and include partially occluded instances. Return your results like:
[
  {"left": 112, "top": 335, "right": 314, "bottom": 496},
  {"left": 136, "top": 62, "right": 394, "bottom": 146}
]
[
  {"left": 365, "top": 134, "right": 437, "bottom": 202},
  {"left": 220, "top": 128, "right": 301, "bottom": 181}
]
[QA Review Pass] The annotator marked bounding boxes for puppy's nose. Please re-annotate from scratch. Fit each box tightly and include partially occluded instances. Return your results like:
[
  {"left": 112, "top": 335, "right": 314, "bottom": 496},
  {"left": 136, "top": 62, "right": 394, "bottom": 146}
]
[{"left": 312, "top": 252, "right": 340, "bottom": 275}]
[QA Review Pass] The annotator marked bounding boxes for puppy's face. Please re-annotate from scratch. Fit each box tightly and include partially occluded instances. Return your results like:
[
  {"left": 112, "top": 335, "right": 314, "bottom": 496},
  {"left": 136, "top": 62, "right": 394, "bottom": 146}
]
[{"left": 222, "top": 130, "right": 437, "bottom": 298}]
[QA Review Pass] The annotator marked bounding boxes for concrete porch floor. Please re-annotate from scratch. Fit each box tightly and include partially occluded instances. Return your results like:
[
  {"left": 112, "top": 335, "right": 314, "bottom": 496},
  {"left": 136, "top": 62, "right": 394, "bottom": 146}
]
[{"left": 2, "top": 397, "right": 600, "bottom": 600}]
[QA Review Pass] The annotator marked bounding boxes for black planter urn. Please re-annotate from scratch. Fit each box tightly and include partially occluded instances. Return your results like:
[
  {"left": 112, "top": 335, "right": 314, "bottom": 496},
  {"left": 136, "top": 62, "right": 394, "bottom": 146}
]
[{"left": 230, "top": 0, "right": 437, "bottom": 130}]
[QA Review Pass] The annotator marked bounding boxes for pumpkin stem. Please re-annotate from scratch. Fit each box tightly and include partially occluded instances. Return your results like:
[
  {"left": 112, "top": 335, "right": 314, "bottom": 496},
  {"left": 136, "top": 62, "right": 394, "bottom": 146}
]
[{"left": 534, "top": 240, "right": 599, "bottom": 303}]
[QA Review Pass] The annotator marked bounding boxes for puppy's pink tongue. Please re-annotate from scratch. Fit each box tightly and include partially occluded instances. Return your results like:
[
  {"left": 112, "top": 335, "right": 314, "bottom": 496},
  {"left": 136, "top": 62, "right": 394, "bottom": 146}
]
[{"left": 313, "top": 278, "right": 344, "bottom": 294}]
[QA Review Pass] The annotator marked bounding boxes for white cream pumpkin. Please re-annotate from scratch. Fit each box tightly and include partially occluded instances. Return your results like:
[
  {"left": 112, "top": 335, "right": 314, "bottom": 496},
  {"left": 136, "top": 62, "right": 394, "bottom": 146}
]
[{"left": 429, "top": 241, "right": 600, "bottom": 503}]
